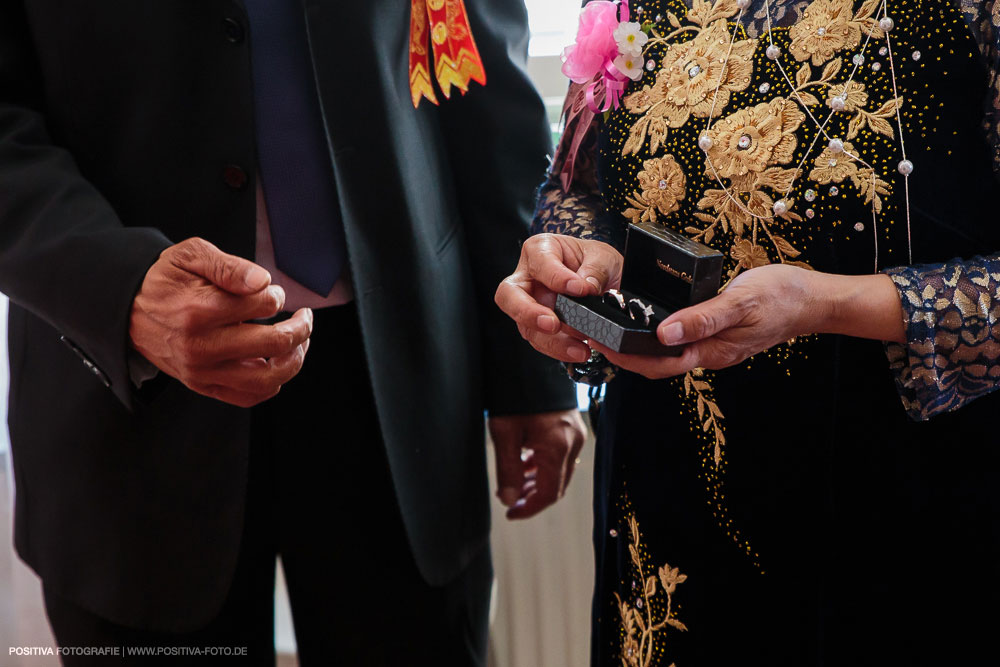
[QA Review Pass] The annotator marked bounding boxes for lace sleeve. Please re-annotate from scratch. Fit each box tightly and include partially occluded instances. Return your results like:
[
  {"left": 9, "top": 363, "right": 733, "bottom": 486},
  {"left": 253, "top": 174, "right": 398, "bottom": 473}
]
[
  {"left": 883, "top": 254, "right": 1000, "bottom": 420},
  {"left": 531, "top": 83, "right": 625, "bottom": 250}
]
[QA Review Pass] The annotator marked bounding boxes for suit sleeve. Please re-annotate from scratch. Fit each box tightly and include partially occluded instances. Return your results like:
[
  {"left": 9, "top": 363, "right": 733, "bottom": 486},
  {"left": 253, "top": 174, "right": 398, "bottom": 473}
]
[
  {"left": 437, "top": 0, "right": 578, "bottom": 417},
  {"left": 0, "top": 1, "right": 173, "bottom": 409}
]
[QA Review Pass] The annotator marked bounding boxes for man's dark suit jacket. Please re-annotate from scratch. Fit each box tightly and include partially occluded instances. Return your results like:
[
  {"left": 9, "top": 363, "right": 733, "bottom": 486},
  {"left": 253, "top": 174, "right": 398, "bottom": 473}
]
[{"left": 0, "top": 0, "right": 574, "bottom": 631}]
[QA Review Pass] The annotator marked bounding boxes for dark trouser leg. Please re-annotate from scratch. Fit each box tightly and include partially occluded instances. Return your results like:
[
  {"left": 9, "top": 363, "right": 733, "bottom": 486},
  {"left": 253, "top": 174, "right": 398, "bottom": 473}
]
[
  {"left": 42, "top": 413, "right": 278, "bottom": 666},
  {"left": 266, "top": 304, "right": 492, "bottom": 667}
]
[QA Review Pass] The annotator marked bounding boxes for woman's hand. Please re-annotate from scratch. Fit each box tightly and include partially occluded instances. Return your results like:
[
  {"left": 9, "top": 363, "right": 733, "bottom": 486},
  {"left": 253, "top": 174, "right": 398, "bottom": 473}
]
[
  {"left": 590, "top": 264, "right": 906, "bottom": 379},
  {"left": 495, "top": 233, "right": 624, "bottom": 363}
]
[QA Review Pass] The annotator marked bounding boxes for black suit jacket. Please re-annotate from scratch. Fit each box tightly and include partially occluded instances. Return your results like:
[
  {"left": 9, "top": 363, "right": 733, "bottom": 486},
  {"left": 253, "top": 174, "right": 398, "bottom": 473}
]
[{"left": 0, "top": 0, "right": 574, "bottom": 631}]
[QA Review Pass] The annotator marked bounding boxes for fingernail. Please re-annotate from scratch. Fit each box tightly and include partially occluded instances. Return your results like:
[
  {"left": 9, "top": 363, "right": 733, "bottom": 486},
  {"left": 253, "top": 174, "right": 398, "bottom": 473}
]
[
  {"left": 304, "top": 308, "right": 314, "bottom": 332},
  {"left": 268, "top": 285, "right": 285, "bottom": 310},
  {"left": 566, "top": 279, "right": 586, "bottom": 296},
  {"left": 568, "top": 345, "right": 589, "bottom": 362},
  {"left": 584, "top": 276, "right": 602, "bottom": 292},
  {"left": 244, "top": 266, "right": 270, "bottom": 290},
  {"left": 499, "top": 488, "right": 519, "bottom": 507},
  {"left": 537, "top": 314, "right": 558, "bottom": 332},
  {"left": 660, "top": 321, "right": 684, "bottom": 345}
]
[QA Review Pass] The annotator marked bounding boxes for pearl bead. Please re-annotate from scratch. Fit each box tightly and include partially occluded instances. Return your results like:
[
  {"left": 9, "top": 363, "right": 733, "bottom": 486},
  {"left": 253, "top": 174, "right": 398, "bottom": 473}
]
[
  {"left": 806, "top": 208, "right": 815, "bottom": 219},
  {"left": 609, "top": 529, "right": 618, "bottom": 537},
  {"left": 766, "top": 44, "right": 781, "bottom": 60},
  {"left": 912, "top": 50, "right": 921, "bottom": 61},
  {"left": 698, "top": 134, "right": 713, "bottom": 151},
  {"left": 759, "top": 82, "right": 771, "bottom": 93},
  {"left": 853, "top": 54, "right": 865, "bottom": 65},
  {"left": 737, "top": 0, "right": 750, "bottom": 8},
  {"left": 879, "top": 16, "right": 894, "bottom": 32},
  {"left": 830, "top": 96, "right": 846, "bottom": 111},
  {"left": 646, "top": 59, "right": 656, "bottom": 71},
  {"left": 828, "top": 137, "right": 844, "bottom": 153},
  {"left": 898, "top": 159, "right": 914, "bottom": 175},
  {"left": 773, "top": 200, "right": 788, "bottom": 216},
  {"left": 854, "top": 222, "right": 865, "bottom": 232}
]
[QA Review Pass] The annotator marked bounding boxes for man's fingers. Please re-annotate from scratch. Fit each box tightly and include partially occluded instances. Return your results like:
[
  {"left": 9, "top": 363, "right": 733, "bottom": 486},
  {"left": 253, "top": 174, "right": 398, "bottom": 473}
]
[
  {"left": 191, "top": 284, "right": 287, "bottom": 328},
  {"left": 198, "top": 340, "right": 309, "bottom": 395},
  {"left": 495, "top": 279, "right": 561, "bottom": 335},
  {"left": 506, "top": 436, "right": 567, "bottom": 520},
  {"left": 169, "top": 237, "right": 271, "bottom": 295},
  {"left": 562, "top": 422, "right": 586, "bottom": 491},
  {"left": 182, "top": 309, "right": 313, "bottom": 366},
  {"left": 196, "top": 383, "right": 281, "bottom": 409},
  {"left": 657, "top": 293, "right": 744, "bottom": 346},
  {"left": 488, "top": 419, "right": 526, "bottom": 508}
]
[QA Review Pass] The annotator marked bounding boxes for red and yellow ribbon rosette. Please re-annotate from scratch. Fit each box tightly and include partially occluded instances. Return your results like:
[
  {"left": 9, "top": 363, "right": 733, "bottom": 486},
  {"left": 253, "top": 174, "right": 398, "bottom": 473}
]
[{"left": 409, "top": 0, "right": 487, "bottom": 108}]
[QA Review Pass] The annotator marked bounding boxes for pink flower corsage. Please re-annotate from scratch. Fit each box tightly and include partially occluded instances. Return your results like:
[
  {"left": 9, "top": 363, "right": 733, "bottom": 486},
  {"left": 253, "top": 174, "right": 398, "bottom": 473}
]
[{"left": 561, "top": 0, "right": 647, "bottom": 113}]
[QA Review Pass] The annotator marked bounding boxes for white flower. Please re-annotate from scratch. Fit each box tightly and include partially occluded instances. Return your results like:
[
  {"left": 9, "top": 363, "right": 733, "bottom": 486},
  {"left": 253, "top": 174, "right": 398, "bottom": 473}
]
[
  {"left": 614, "top": 53, "right": 645, "bottom": 81},
  {"left": 613, "top": 21, "right": 648, "bottom": 57}
]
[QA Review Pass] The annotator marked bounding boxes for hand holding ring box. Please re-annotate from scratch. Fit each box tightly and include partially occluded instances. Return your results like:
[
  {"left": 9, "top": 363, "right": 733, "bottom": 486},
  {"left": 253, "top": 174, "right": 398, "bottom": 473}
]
[{"left": 554, "top": 221, "right": 723, "bottom": 356}]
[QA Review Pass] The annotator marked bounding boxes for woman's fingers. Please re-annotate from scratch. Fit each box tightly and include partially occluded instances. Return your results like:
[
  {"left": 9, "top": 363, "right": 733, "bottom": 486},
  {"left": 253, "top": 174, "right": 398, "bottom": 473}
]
[
  {"left": 495, "top": 277, "right": 561, "bottom": 334},
  {"left": 589, "top": 339, "right": 704, "bottom": 379}
]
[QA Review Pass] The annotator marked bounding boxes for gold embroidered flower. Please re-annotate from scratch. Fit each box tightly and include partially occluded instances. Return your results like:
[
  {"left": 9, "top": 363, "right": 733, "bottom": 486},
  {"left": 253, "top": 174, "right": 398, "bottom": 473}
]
[
  {"left": 808, "top": 141, "right": 858, "bottom": 183},
  {"left": 731, "top": 238, "right": 771, "bottom": 269},
  {"left": 703, "top": 98, "right": 805, "bottom": 180},
  {"left": 827, "top": 80, "right": 868, "bottom": 112},
  {"left": 788, "top": 0, "right": 863, "bottom": 66},
  {"left": 624, "top": 20, "right": 757, "bottom": 127},
  {"left": 624, "top": 155, "right": 687, "bottom": 223}
]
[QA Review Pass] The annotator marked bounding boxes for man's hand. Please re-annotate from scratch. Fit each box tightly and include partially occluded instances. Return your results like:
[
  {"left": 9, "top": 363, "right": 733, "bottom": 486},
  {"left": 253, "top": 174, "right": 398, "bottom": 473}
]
[
  {"left": 129, "top": 237, "right": 312, "bottom": 407},
  {"left": 488, "top": 409, "right": 587, "bottom": 520},
  {"left": 495, "top": 233, "right": 624, "bottom": 364}
]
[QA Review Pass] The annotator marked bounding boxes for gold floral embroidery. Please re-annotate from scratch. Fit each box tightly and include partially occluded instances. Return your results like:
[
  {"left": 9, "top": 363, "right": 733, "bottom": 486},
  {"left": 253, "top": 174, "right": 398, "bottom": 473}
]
[
  {"left": 683, "top": 369, "right": 725, "bottom": 464},
  {"left": 622, "top": 9, "right": 757, "bottom": 156},
  {"left": 788, "top": 0, "right": 884, "bottom": 65},
  {"left": 826, "top": 80, "right": 868, "bottom": 111},
  {"left": 615, "top": 514, "right": 688, "bottom": 667},
  {"left": 702, "top": 98, "right": 805, "bottom": 180},
  {"left": 624, "top": 156, "right": 688, "bottom": 224},
  {"left": 808, "top": 140, "right": 858, "bottom": 183}
]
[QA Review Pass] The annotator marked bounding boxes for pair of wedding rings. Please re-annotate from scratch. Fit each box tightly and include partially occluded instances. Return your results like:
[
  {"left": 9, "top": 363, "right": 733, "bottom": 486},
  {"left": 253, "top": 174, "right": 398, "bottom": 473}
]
[{"left": 602, "top": 289, "right": 654, "bottom": 326}]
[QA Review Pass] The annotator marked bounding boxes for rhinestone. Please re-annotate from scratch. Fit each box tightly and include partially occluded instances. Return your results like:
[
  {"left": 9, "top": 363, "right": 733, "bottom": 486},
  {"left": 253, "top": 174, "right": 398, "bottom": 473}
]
[
  {"left": 688, "top": 64, "right": 702, "bottom": 78},
  {"left": 879, "top": 16, "right": 894, "bottom": 32},
  {"left": 828, "top": 137, "right": 844, "bottom": 153},
  {"left": 766, "top": 44, "right": 781, "bottom": 60},
  {"left": 773, "top": 199, "right": 788, "bottom": 216},
  {"left": 830, "top": 96, "right": 846, "bottom": 111},
  {"left": 853, "top": 54, "right": 865, "bottom": 65},
  {"left": 872, "top": 62, "right": 882, "bottom": 71},
  {"left": 632, "top": 580, "right": 638, "bottom": 590},
  {"left": 737, "top": 0, "right": 751, "bottom": 7},
  {"left": 609, "top": 528, "right": 618, "bottom": 537},
  {"left": 897, "top": 159, "right": 914, "bottom": 175},
  {"left": 817, "top": 27, "right": 826, "bottom": 36},
  {"left": 698, "top": 134, "right": 714, "bottom": 151},
  {"left": 658, "top": 179, "right": 669, "bottom": 190},
  {"left": 828, "top": 158, "right": 838, "bottom": 167},
  {"left": 655, "top": 13, "right": 663, "bottom": 22},
  {"left": 636, "top": 6, "right": 644, "bottom": 16},
  {"left": 879, "top": 46, "right": 888, "bottom": 56},
  {"left": 636, "top": 599, "right": 644, "bottom": 609},
  {"left": 854, "top": 222, "right": 865, "bottom": 232},
  {"left": 646, "top": 59, "right": 656, "bottom": 71},
  {"left": 737, "top": 134, "right": 752, "bottom": 150},
  {"left": 806, "top": 208, "right": 815, "bottom": 219},
  {"left": 829, "top": 186, "right": 839, "bottom": 196},
  {"left": 912, "top": 50, "right": 921, "bottom": 61},
  {"left": 805, "top": 189, "right": 817, "bottom": 201},
  {"left": 759, "top": 82, "right": 771, "bottom": 93}
]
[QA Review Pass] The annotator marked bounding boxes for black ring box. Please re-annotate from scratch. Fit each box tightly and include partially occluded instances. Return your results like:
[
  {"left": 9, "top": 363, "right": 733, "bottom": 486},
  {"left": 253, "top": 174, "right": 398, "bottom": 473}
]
[{"left": 554, "top": 221, "right": 723, "bottom": 356}]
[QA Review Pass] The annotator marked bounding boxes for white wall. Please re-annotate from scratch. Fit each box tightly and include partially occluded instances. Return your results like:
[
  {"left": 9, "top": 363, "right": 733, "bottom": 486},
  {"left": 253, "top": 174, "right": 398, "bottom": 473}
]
[{"left": 1, "top": 295, "right": 7, "bottom": 457}]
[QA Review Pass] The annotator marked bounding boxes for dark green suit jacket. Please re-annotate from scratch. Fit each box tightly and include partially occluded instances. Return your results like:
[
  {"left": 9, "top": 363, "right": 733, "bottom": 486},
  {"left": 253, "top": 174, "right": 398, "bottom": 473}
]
[{"left": 0, "top": 0, "right": 574, "bottom": 631}]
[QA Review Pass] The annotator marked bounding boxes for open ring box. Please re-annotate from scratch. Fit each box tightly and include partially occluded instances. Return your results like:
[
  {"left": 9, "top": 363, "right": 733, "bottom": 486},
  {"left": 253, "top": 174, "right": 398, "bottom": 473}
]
[{"left": 554, "top": 220, "right": 724, "bottom": 356}]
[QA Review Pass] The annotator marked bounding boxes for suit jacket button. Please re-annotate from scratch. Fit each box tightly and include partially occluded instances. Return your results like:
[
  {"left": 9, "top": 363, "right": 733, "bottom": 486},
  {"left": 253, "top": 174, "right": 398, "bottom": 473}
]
[
  {"left": 223, "top": 17, "right": 245, "bottom": 44},
  {"left": 223, "top": 165, "right": 248, "bottom": 191}
]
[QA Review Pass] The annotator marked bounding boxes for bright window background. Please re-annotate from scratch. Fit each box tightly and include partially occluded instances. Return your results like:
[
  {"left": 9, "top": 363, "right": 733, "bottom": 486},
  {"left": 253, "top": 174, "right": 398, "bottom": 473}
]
[{"left": 526, "top": 0, "right": 580, "bottom": 57}]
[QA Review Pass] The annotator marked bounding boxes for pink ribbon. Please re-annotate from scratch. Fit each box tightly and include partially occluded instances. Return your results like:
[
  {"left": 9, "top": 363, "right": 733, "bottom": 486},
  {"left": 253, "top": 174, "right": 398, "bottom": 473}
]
[{"left": 584, "top": 0, "right": 632, "bottom": 114}]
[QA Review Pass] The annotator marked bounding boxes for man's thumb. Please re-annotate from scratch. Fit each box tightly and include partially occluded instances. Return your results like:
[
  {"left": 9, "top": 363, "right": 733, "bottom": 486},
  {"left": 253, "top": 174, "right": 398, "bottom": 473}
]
[{"left": 173, "top": 237, "right": 271, "bottom": 295}]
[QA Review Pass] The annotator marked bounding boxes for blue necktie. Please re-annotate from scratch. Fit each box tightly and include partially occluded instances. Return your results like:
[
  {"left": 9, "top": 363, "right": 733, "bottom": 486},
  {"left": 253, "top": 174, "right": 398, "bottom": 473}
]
[{"left": 245, "top": 0, "right": 346, "bottom": 296}]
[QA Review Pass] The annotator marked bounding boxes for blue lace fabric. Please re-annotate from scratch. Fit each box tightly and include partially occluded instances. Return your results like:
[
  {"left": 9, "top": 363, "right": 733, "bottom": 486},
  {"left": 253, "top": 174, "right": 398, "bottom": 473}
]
[{"left": 883, "top": 255, "right": 1000, "bottom": 420}]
